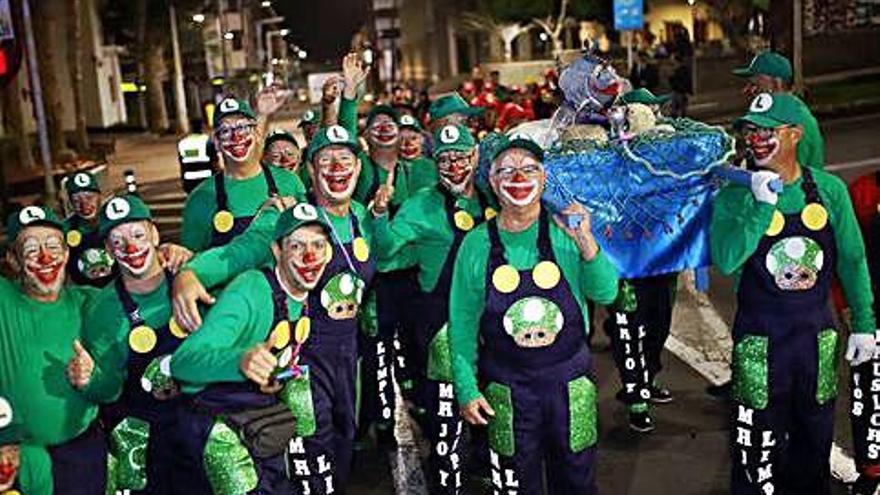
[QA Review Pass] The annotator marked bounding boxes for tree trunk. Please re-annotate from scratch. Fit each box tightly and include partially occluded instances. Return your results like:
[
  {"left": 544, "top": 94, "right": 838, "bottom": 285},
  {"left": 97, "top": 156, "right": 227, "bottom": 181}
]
[
  {"left": 4, "top": 0, "right": 34, "bottom": 172},
  {"left": 33, "top": 0, "right": 69, "bottom": 162},
  {"left": 69, "top": 0, "right": 89, "bottom": 153},
  {"left": 145, "top": 44, "right": 169, "bottom": 134},
  {"left": 503, "top": 38, "right": 514, "bottom": 61},
  {"left": 134, "top": 0, "right": 148, "bottom": 129}
]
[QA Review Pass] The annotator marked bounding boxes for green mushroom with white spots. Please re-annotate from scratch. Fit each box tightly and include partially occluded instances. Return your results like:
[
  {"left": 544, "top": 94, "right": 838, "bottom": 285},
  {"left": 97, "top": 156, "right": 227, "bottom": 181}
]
[
  {"left": 502, "top": 297, "right": 565, "bottom": 348},
  {"left": 320, "top": 272, "right": 365, "bottom": 321},
  {"left": 764, "top": 236, "right": 825, "bottom": 291},
  {"left": 77, "top": 247, "right": 114, "bottom": 280},
  {"left": 140, "top": 355, "right": 179, "bottom": 401}
]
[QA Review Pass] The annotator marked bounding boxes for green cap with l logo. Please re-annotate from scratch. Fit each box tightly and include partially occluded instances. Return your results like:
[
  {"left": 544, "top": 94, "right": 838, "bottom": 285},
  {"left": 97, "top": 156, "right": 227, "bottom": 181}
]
[
  {"left": 6, "top": 205, "right": 64, "bottom": 242},
  {"left": 732, "top": 51, "right": 793, "bottom": 83},
  {"left": 305, "top": 125, "right": 360, "bottom": 162},
  {"left": 99, "top": 194, "right": 153, "bottom": 237},
  {"left": 735, "top": 92, "right": 805, "bottom": 129},
  {"left": 432, "top": 124, "right": 476, "bottom": 159}
]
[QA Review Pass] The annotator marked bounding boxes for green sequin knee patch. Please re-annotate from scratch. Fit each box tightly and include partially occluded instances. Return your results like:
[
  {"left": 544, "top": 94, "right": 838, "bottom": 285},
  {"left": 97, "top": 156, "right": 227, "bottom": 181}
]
[
  {"left": 568, "top": 376, "right": 597, "bottom": 452},
  {"left": 427, "top": 324, "right": 453, "bottom": 382},
  {"left": 280, "top": 372, "right": 317, "bottom": 437},
  {"left": 732, "top": 335, "right": 769, "bottom": 410},
  {"left": 484, "top": 382, "right": 515, "bottom": 457},
  {"left": 107, "top": 417, "right": 150, "bottom": 491},
  {"left": 203, "top": 420, "right": 259, "bottom": 495},
  {"left": 816, "top": 329, "right": 838, "bottom": 404}
]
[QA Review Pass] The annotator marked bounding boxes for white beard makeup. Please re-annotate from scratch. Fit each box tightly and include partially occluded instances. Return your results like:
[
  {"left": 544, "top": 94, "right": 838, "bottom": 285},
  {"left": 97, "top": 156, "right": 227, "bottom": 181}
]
[
  {"left": 317, "top": 163, "right": 358, "bottom": 202},
  {"left": 18, "top": 230, "right": 67, "bottom": 297},
  {"left": 438, "top": 159, "right": 475, "bottom": 196},
  {"left": 109, "top": 223, "right": 158, "bottom": 278},
  {"left": 749, "top": 135, "right": 781, "bottom": 167}
]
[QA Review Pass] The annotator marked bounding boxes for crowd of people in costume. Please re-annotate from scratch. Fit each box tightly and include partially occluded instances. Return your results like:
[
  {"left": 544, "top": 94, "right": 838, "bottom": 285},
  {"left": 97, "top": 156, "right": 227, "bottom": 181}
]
[{"left": 1, "top": 46, "right": 879, "bottom": 495}]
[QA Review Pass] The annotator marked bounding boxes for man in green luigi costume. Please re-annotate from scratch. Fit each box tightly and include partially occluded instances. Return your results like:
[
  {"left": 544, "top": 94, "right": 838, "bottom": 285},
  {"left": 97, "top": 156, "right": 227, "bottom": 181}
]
[
  {"left": 373, "top": 123, "right": 495, "bottom": 494},
  {"left": 63, "top": 171, "right": 115, "bottom": 287},
  {"left": 263, "top": 129, "right": 302, "bottom": 173},
  {"left": 427, "top": 93, "right": 485, "bottom": 133},
  {"left": 0, "top": 399, "right": 53, "bottom": 495},
  {"left": 1, "top": 205, "right": 107, "bottom": 494},
  {"left": 299, "top": 108, "right": 321, "bottom": 145},
  {"left": 67, "top": 194, "right": 192, "bottom": 494},
  {"left": 448, "top": 134, "right": 619, "bottom": 494},
  {"left": 398, "top": 113, "right": 439, "bottom": 192},
  {"left": 170, "top": 203, "right": 334, "bottom": 494},
  {"left": 181, "top": 95, "right": 306, "bottom": 251},
  {"left": 732, "top": 50, "right": 825, "bottom": 170},
  {"left": 711, "top": 92, "right": 875, "bottom": 494}
]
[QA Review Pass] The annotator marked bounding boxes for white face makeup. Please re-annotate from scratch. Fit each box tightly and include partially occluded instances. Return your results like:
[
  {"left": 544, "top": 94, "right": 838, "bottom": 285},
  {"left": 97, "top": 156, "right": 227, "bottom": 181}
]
[
  {"left": 436, "top": 149, "right": 476, "bottom": 195},
  {"left": 266, "top": 140, "right": 300, "bottom": 171},
  {"left": 17, "top": 227, "right": 67, "bottom": 297},
  {"left": 399, "top": 129, "right": 423, "bottom": 159},
  {"left": 490, "top": 149, "right": 544, "bottom": 208},
  {"left": 743, "top": 125, "right": 783, "bottom": 167},
  {"left": 312, "top": 146, "right": 360, "bottom": 203},
  {"left": 107, "top": 221, "right": 158, "bottom": 278},
  {"left": 216, "top": 116, "right": 258, "bottom": 163},
  {"left": 71, "top": 191, "right": 100, "bottom": 220},
  {"left": 278, "top": 225, "right": 330, "bottom": 291},
  {"left": 368, "top": 114, "right": 399, "bottom": 148}
]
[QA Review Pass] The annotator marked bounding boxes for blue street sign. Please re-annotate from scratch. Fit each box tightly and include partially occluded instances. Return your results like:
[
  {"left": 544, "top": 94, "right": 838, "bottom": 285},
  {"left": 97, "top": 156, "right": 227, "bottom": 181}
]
[{"left": 614, "top": 0, "right": 644, "bottom": 31}]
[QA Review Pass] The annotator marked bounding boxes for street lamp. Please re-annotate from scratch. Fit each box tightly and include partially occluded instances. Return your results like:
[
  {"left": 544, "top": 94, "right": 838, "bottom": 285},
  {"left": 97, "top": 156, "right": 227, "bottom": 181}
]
[
  {"left": 192, "top": 13, "right": 205, "bottom": 23},
  {"left": 297, "top": 49, "right": 307, "bottom": 60},
  {"left": 261, "top": 0, "right": 272, "bottom": 6},
  {"left": 280, "top": 28, "right": 290, "bottom": 36},
  {"left": 224, "top": 31, "right": 234, "bottom": 40}
]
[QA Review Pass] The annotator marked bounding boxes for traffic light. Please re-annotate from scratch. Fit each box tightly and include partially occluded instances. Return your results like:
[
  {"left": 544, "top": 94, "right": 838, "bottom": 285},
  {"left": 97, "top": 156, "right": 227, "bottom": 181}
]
[{"left": 0, "top": 38, "right": 22, "bottom": 87}]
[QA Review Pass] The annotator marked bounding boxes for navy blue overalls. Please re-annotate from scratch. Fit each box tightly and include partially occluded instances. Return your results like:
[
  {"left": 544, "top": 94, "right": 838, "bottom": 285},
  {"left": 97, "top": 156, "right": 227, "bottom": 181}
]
[
  {"left": 209, "top": 164, "right": 279, "bottom": 248},
  {"left": 65, "top": 215, "right": 116, "bottom": 287},
  {"left": 285, "top": 210, "right": 375, "bottom": 495},
  {"left": 46, "top": 422, "right": 107, "bottom": 495},
  {"left": 173, "top": 270, "right": 290, "bottom": 495},
  {"left": 730, "top": 168, "right": 838, "bottom": 494},
  {"left": 102, "top": 272, "right": 184, "bottom": 494},
  {"left": 849, "top": 170, "right": 880, "bottom": 491},
  {"left": 408, "top": 187, "right": 490, "bottom": 494},
  {"left": 478, "top": 212, "right": 598, "bottom": 495}
]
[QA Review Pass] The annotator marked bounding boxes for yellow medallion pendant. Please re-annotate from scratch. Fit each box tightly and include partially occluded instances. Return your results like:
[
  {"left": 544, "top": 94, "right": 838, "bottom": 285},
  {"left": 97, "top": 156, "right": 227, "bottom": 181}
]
[
  {"left": 270, "top": 321, "right": 291, "bottom": 349},
  {"left": 129, "top": 325, "right": 158, "bottom": 354},
  {"left": 213, "top": 210, "right": 235, "bottom": 233},
  {"left": 168, "top": 318, "right": 188, "bottom": 339},
  {"left": 66, "top": 230, "right": 82, "bottom": 248},
  {"left": 801, "top": 203, "right": 828, "bottom": 231},
  {"left": 454, "top": 211, "right": 475, "bottom": 231},
  {"left": 766, "top": 210, "right": 785, "bottom": 237},
  {"left": 295, "top": 317, "right": 311, "bottom": 344},
  {"left": 492, "top": 265, "right": 520, "bottom": 294},
  {"left": 353, "top": 237, "right": 370, "bottom": 262},
  {"left": 484, "top": 207, "right": 498, "bottom": 220},
  {"left": 532, "top": 261, "right": 561, "bottom": 290}
]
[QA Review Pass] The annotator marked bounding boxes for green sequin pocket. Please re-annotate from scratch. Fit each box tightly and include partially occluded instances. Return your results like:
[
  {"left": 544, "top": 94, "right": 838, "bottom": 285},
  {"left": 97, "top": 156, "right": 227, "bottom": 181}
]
[
  {"left": 484, "top": 382, "right": 515, "bottom": 457},
  {"left": 427, "top": 324, "right": 453, "bottom": 381},
  {"left": 203, "top": 421, "right": 258, "bottom": 495},
  {"left": 732, "top": 335, "right": 769, "bottom": 410},
  {"left": 568, "top": 376, "right": 597, "bottom": 453},
  {"left": 816, "top": 329, "right": 838, "bottom": 404},
  {"left": 280, "top": 371, "right": 317, "bottom": 437},
  {"left": 107, "top": 417, "right": 150, "bottom": 491}
]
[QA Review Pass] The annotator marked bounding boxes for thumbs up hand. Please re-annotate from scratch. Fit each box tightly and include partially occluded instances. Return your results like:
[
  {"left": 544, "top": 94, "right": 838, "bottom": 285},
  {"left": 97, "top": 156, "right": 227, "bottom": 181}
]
[
  {"left": 371, "top": 168, "right": 396, "bottom": 216},
  {"left": 67, "top": 339, "right": 95, "bottom": 390},
  {"left": 240, "top": 333, "right": 280, "bottom": 387}
]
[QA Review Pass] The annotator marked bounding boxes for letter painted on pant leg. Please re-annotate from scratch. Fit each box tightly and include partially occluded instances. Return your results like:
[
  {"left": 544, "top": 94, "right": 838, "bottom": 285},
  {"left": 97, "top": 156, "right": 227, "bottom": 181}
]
[
  {"left": 439, "top": 382, "right": 454, "bottom": 399},
  {"left": 439, "top": 400, "right": 454, "bottom": 418},
  {"left": 761, "top": 431, "right": 775, "bottom": 448},
  {"left": 294, "top": 459, "right": 311, "bottom": 476},
  {"left": 736, "top": 427, "right": 752, "bottom": 447},
  {"left": 289, "top": 437, "right": 306, "bottom": 454}
]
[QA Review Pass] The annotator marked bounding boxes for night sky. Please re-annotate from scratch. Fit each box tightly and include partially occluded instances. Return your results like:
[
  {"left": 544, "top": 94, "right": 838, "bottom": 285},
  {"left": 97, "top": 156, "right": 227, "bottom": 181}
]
[{"left": 274, "top": 0, "right": 368, "bottom": 66}]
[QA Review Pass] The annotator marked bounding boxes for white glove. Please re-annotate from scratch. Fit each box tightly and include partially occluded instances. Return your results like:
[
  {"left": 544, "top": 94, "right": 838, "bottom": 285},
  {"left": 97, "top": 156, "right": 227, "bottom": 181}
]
[
  {"left": 845, "top": 333, "right": 877, "bottom": 367},
  {"left": 750, "top": 170, "right": 780, "bottom": 205}
]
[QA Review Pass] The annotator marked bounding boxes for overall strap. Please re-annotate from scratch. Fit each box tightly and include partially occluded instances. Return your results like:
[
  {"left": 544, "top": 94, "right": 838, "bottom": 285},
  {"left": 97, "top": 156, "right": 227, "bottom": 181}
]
[
  {"left": 261, "top": 267, "right": 289, "bottom": 324},
  {"left": 261, "top": 164, "right": 279, "bottom": 196},
  {"left": 536, "top": 210, "right": 554, "bottom": 261},
  {"left": 800, "top": 166, "right": 822, "bottom": 205},
  {"left": 114, "top": 271, "right": 174, "bottom": 328},
  {"left": 213, "top": 172, "right": 228, "bottom": 211}
]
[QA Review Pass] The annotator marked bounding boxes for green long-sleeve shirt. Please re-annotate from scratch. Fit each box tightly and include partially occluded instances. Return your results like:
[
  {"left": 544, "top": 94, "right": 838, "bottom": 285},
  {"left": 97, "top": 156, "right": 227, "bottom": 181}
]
[
  {"left": 79, "top": 276, "right": 174, "bottom": 404},
  {"left": 794, "top": 95, "right": 825, "bottom": 170},
  {"left": 374, "top": 188, "right": 484, "bottom": 292},
  {"left": 402, "top": 156, "right": 439, "bottom": 193},
  {"left": 170, "top": 269, "right": 303, "bottom": 393},
  {"left": 185, "top": 203, "right": 373, "bottom": 290},
  {"left": 0, "top": 278, "right": 99, "bottom": 446},
  {"left": 17, "top": 445, "right": 53, "bottom": 495},
  {"left": 180, "top": 165, "right": 306, "bottom": 252},
  {"left": 448, "top": 218, "right": 620, "bottom": 406},
  {"left": 710, "top": 167, "right": 874, "bottom": 333}
]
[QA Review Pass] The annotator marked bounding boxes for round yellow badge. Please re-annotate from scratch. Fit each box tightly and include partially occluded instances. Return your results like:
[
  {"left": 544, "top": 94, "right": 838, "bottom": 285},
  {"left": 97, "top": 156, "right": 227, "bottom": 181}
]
[
  {"left": 325, "top": 243, "right": 334, "bottom": 264},
  {"left": 484, "top": 207, "right": 498, "bottom": 220},
  {"left": 454, "top": 211, "right": 475, "bottom": 231},
  {"left": 801, "top": 203, "right": 828, "bottom": 231},
  {"left": 295, "top": 317, "right": 311, "bottom": 344},
  {"left": 213, "top": 210, "right": 235, "bottom": 233},
  {"left": 766, "top": 210, "right": 785, "bottom": 237},
  {"left": 353, "top": 237, "right": 370, "bottom": 262},
  {"left": 66, "top": 230, "right": 82, "bottom": 248},
  {"left": 532, "top": 261, "right": 561, "bottom": 290},
  {"left": 492, "top": 265, "right": 520, "bottom": 294},
  {"left": 168, "top": 318, "right": 188, "bottom": 339},
  {"left": 270, "top": 321, "right": 291, "bottom": 349},
  {"left": 129, "top": 325, "right": 157, "bottom": 354}
]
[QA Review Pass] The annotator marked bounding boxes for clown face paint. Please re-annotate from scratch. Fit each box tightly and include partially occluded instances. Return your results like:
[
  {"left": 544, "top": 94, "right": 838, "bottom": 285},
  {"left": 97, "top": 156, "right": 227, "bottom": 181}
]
[
  {"left": 17, "top": 226, "right": 67, "bottom": 297},
  {"left": 0, "top": 444, "right": 20, "bottom": 490},
  {"left": 278, "top": 225, "right": 330, "bottom": 291},
  {"left": 216, "top": 117, "right": 258, "bottom": 163},
  {"left": 437, "top": 149, "right": 476, "bottom": 195},
  {"left": 368, "top": 114, "right": 399, "bottom": 148},
  {"left": 71, "top": 191, "right": 100, "bottom": 220},
  {"left": 742, "top": 125, "right": 782, "bottom": 167},
  {"left": 266, "top": 140, "right": 301, "bottom": 172},
  {"left": 107, "top": 221, "right": 158, "bottom": 278},
  {"left": 313, "top": 146, "right": 360, "bottom": 203},
  {"left": 491, "top": 149, "right": 544, "bottom": 207},
  {"left": 399, "top": 129, "right": 423, "bottom": 159}
]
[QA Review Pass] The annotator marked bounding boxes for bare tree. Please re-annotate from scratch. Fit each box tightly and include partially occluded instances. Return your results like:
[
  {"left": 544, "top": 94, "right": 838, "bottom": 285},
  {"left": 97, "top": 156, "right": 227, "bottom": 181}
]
[
  {"left": 135, "top": 0, "right": 169, "bottom": 134},
  {"left": 2, "top": 0, "right": 34, "bottom": 172},
  {"left": 532, "top": 0, "right": 572, "bottom": 58},
  {"left": 33, "top": 0, "right": 70, "bottom": 161},
  {"left": 69, "top": 0, "right": 89, "bottom": 152},
  {"left": 460, "top": 12, "right": 532, "bottom": 62}
]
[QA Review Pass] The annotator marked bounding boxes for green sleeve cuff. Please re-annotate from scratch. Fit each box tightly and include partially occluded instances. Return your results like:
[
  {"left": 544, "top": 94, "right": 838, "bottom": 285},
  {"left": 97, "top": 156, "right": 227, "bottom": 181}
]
[
  {"left": 81, "top": 363, "right": 123, "bottom": 404},
  {"left": 452, "top": 354, "right": 481, "bottom": 407},
  {"left": 340, "top": 97, "right": 359, "bottom": 135}
]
